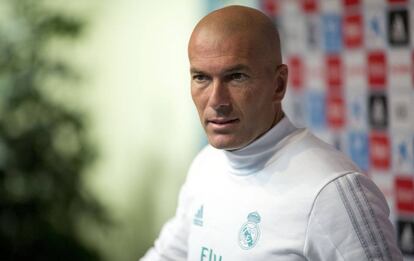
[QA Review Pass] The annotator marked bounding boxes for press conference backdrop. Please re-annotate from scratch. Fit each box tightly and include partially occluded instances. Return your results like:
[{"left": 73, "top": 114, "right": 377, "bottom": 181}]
[{"left": 206, "top": 0, "right": 414, "bottom": 258}]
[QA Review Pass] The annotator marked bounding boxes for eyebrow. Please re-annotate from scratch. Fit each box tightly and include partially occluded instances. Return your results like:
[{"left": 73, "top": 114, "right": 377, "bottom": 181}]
[
  {"left": 190, "top": 68, "right": 204, "bottom": 74},
  {"left": 190, "top": 64, "right": 251, "bottom": 75},
  {"left": 223, "top": 64, "right": 251, "bottom": 74}
]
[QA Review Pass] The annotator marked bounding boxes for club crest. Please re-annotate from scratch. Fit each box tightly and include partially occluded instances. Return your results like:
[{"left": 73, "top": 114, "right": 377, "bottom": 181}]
[{"left": 238, "top": 211, "right": 261, "bottom": 250}]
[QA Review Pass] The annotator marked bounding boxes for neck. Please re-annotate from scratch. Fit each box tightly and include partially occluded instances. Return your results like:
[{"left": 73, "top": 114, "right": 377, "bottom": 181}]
[
  {"left": 272, "top": 109, "right": 285, "bottom": 129},
  {"left": 222, "top": 115, "right": 297, "bottom": 176}
]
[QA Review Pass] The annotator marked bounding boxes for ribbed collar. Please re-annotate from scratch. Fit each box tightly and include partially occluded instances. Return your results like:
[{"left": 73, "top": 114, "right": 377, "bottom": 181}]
[{"left": 222, "top": 116, "right": 297, "bottom": 176}]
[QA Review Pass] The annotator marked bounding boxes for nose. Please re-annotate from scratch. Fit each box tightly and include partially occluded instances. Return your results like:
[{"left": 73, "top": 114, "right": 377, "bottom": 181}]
[{"left": 208, "top": 79, "right": 232, "bottom": 116}]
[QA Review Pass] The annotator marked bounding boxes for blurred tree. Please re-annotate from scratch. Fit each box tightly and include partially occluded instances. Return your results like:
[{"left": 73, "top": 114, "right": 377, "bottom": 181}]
[{"left": 0, "top": 0, "right": 107, "bottom": 260}]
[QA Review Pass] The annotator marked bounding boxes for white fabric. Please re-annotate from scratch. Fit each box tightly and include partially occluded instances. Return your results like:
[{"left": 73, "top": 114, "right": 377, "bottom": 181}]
[{"left": 141, "top": 117, "right": 402, "bottom": 261}]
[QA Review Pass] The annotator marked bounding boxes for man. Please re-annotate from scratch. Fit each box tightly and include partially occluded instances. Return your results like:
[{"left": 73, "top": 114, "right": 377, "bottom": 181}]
[{"left": 141, "top": 5, "right": 402, "bottom": 261}]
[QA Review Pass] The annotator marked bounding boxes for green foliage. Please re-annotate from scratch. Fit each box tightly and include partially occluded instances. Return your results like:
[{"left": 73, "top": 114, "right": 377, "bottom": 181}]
[{"left": 0, "top": 0, "right": 107, "bottom": 260}]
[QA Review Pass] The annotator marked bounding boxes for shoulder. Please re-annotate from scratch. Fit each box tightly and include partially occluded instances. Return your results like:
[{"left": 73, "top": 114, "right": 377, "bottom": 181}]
[
  {"left": 272, "top": 129, "right": 360, "bottom": 184},
  {"left": 309, "top": 173, "right": 390, "bottom": 226},
  {"left": 304, "top": 172, "right": 403, "bottom": 260},
  {"left": 291, "top": 130, "right": 358, "bottom": 171}
]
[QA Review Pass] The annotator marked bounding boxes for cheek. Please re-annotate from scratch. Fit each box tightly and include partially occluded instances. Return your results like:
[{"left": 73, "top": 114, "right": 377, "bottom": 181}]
[
  {"left": 191, "top": 88, "right": 208, "bottom": 116},
  {"left": 242, "top": 89, "right": 274, "bottom": 120},
  {"left": 237, "top": 88, "right": 262, "bottom": 112}
]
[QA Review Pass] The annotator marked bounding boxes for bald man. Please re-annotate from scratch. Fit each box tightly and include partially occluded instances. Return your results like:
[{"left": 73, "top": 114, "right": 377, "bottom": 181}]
[{"left": 141, "top": 6, "right": 402, "bottom": 261}]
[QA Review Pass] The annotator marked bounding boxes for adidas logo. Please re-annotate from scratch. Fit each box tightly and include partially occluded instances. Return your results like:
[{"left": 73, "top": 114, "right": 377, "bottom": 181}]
[{"left": 193, "top": 205, "right": 203, "bottom": 226}]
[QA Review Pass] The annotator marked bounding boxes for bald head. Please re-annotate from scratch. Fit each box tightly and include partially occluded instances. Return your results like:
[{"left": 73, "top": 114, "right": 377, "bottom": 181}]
[
  {"left": 188, "top": 5, "right": 282, "bottom": 66},
  {"left": 188, "top": 6, "right": 288, "bottom": 150}
]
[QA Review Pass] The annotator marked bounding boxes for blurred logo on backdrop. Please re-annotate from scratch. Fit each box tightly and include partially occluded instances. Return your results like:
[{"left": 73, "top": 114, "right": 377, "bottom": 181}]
[
  {"left": 370, "top": 132, "right": 391, "bottom": 171},
  {"left": 368, "top": 93, "right": 388, "bottom": 129},
  {"left": 344, "top": 13, "right": 363, "bottom": 48},
  {"left": 395, "top": 176, "right": 414, "bottom": 214},
  {"left": 306, "top": 91, "right": 326, "bottom": 130},
  {"left": 348, "top": 131, "right": 369, "bottom": 171},
  {"left": 397, "top": 219, "right": 414, "bottom": 255},
  {"left": 392, "top": 135, "right": 414, "bottom": 174},
  {"left": 388, "top": 9, "right": 410, "bottom": 46},
  {"left": 323, "top": 14, "right": 342, "bottom": 53}
]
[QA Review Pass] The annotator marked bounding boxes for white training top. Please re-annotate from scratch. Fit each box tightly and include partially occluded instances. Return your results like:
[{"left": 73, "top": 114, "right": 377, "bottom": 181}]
[{"left": 141, "top": 117, "right": 403, "bottom": 261}]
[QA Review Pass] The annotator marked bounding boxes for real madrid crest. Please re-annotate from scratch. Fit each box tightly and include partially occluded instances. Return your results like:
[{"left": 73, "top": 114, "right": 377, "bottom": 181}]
[{"left": 238, "top": 211, "right": 261, "bottom": 250}]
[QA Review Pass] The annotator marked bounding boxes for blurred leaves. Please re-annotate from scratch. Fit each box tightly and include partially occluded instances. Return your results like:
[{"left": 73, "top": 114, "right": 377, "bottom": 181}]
[{"left": 0, "top": 0, "right": 107, "bottom": 260}]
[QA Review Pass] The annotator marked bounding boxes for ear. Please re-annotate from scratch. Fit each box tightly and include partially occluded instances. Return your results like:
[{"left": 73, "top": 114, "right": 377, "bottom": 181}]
[{"left": 273, "top": 64, "right": 288, "bottom": 102}]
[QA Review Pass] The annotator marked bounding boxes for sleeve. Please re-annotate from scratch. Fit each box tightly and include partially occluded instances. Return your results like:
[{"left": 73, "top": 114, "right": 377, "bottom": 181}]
[
  {"left": 303, "top": 172, "right": 403, "bottom": 261},
  {"left": 139, "top": 180, "right": 192, "bottom": 261}
]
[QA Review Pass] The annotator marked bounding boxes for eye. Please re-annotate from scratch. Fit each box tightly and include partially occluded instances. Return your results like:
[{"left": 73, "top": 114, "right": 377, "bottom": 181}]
[
  {"left": 229, "top": 73, "right": 248, "bottom": 82},
  {"left": 192, "top": 74, "right": 210, "bottom": 83}
]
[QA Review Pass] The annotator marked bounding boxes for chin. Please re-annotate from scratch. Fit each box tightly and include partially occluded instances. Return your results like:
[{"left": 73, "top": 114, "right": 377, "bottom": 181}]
[{"left": 208, "top": 136, "right": 244, "bottom": 151}]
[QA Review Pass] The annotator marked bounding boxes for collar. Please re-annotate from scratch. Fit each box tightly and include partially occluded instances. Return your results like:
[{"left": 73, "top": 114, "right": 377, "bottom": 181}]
[{"left": 222, "top": 116, "right": 297, "bottom": 176}]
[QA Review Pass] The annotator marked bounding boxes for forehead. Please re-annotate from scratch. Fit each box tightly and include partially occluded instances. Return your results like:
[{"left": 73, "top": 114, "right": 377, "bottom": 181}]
[
  {"left": 189, "top": 31, "right": 264, "bottom": 72},
  {"left": 189, "top": 29, "right": 259, "bottom": 58}
]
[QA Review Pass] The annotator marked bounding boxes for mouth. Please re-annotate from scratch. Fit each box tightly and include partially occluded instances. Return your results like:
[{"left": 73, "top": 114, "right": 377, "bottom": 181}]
[{"left": 207, "top": 118, "right": 240, "bottom": 130}]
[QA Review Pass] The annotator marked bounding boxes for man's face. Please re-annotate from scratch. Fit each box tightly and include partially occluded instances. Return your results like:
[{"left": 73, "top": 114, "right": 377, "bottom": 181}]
[{"left": 189, "top": 31, "right": 282, "bottom": 150}]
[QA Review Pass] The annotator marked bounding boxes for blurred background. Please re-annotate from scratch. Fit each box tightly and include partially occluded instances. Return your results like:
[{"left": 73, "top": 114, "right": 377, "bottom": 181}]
[
  {"left": 0, "top": 0, "right": 202, "bottom": 260},
  {"left": 0, "top": 0, "right": 413, "bottom": 260}
]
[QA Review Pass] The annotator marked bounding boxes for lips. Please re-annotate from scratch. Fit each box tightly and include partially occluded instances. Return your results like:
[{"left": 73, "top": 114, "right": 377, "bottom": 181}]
[
  {"left": 208, "top": 118, "right": 239, "bottom": 124},
  {"left": 207, "top": 118, "right": 240, "bottom": 131}
]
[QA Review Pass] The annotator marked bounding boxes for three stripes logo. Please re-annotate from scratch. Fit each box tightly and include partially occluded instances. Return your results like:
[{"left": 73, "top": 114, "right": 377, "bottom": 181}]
[{"left": 193, "top": 205, "right": 203, "bottom": 227}]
